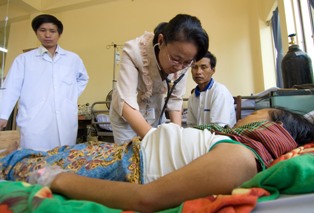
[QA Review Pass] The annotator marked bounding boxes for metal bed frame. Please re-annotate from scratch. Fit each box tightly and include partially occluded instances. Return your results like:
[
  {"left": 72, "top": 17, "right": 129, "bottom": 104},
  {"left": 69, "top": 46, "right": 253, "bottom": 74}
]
[{"left": 90, "top": 101, "right": 114, "bottom": 142}]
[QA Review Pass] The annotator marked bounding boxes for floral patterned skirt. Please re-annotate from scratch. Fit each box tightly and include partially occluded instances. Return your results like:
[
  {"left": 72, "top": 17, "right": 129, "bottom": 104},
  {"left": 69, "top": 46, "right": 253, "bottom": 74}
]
[{"left": 0, "top": 138, "right": 143, "bottom": 184}]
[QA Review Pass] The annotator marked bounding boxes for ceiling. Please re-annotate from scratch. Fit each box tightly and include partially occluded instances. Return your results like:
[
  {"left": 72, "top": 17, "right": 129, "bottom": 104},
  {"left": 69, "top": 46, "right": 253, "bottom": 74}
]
[{"left": 0, "top": 0, "right": 119, "bottom": 24}]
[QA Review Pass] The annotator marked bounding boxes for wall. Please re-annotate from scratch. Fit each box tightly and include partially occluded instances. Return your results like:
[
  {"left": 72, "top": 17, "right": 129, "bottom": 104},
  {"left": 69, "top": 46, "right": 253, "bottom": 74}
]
[
  {"left": 250, "top": 0, "right": 277, "bottom": 91},
  {"left": 4, "top": 0, "right": 278, "bottom": 105}
]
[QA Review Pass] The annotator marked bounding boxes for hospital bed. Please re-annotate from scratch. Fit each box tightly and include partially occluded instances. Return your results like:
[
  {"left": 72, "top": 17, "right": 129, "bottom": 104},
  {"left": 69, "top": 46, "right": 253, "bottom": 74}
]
[
  {"left": 1, "top": 90, "right": 314, "bottom": 212},
  {"left": 234, "top": 88, "right": 314, "bottom": 121},
  {"left": 234, "top": 95, "right": 257, "bottom": 121},
  {"left": 1, "top": 131, "right": 313, "bottom": 212},
  {"left": 90, "top": 101, "right": 114, "bottom": 142}
]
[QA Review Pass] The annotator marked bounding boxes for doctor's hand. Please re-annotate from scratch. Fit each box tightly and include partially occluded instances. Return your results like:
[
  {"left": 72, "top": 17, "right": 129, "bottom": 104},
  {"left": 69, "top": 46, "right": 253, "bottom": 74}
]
[
  {"left": 122, "top": 103, "right": 152, "bottom": 138},
  {"left": 168, "top": 110, "right": 182, "bottom": 126},
  {"left": 0, "top": 119, "right": 8, "bottom": 130}
]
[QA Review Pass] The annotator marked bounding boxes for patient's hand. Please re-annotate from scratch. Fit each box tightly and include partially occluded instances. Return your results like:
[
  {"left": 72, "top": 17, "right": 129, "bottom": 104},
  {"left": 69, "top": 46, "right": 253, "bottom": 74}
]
[{"left": 29, "top": 165, "right": 68, "bottom": 187}]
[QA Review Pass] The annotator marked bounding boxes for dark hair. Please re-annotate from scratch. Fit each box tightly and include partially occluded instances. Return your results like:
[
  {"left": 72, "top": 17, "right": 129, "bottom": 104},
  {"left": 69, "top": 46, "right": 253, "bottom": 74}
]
[
  {"left": 153, "top": 14, "right": 209, "bottom": 61},
  {"left": 204, "top": 51, "right": 217, "bottom": 69},
  {"left": 32, "top": 14, "right": 63, "bottom": 34},
  {"left": 269, "top": 108, "right": 314, "bottom": 146}
]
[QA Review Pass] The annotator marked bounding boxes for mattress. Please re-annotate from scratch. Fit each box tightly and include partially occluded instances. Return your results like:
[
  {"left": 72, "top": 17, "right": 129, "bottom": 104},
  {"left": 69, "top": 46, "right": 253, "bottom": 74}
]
[{"left": 253, "top": 193, "right": 314, "bottom": 213}]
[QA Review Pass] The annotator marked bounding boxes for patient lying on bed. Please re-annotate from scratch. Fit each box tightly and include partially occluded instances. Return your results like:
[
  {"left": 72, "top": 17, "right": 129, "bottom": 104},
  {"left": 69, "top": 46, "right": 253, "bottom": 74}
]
[{"left": 1, "top": 108, "right": 313, "bottom": 212}]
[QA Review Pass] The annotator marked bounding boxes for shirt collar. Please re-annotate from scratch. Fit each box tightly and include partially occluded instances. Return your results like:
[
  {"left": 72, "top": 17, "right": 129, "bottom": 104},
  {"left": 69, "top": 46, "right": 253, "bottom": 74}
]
[
  {"left": 194, "top": 78, "right": 215, "bottom": 97},
  {"left": 39, "top": 45, "right": 59, "bottom": 58}
]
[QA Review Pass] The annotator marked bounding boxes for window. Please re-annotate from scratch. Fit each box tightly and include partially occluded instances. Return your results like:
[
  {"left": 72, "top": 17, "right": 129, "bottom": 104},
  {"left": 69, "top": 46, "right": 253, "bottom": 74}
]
[
  {"left": 310, "top": 0, "right": 314, "bottom": 22},
  {"left": 290, "top": 0, "right": 314, "bottom": 60},
  {"left": 270, "top": 1, "right": 313, "bottom": 88}
]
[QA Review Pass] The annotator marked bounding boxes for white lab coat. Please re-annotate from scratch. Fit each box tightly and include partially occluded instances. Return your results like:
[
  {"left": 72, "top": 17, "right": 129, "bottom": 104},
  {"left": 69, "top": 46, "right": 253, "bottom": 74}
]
[
  {"left": 0, "top": 46, "right": 89, "bottom": 151},
  {"left": 187, "top": 81, "right": 236, "bottom": 127}
]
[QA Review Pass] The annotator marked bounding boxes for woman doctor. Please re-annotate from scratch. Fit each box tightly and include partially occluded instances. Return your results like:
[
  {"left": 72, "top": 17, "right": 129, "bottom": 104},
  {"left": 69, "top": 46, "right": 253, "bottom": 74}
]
[
  {"left": 109, "top": 14, "right": 209, "bottom": 144},
  {"left": 0, "top": 14, "right": 89, "bottom": 151}
]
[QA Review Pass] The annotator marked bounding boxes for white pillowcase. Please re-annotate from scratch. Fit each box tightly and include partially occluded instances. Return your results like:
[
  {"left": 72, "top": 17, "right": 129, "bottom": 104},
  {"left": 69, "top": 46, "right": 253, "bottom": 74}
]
[
  {"left": 304, "top": 110, "right": 314, "bottom": 123},
  {"left": 96, "top": 114, "right": 112, "bottom": 131}
]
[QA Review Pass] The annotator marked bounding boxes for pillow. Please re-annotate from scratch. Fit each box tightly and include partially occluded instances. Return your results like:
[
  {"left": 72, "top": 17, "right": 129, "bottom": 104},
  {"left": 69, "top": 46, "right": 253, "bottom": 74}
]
[
  {"left": 96, "top": 114, "right": 112, "bottom": 131},
  {"left": 304, "top": 110, "right": 314, "bottom": 123}
]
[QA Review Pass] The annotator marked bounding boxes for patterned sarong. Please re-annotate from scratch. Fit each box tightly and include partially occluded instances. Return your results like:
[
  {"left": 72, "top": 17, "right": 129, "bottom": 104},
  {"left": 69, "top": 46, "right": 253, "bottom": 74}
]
[
  {"left": 0, "top": 138, "right": 143, "bottom": 184},
  {"left": 195, "top": 121, "right": 298, "bottom": 167}
]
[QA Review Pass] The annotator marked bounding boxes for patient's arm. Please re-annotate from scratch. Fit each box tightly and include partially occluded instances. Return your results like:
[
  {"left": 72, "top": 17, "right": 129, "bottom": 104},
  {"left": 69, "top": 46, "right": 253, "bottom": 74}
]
[
  {"left": 122, "top": 102, "right": 152, "bottom": 138},
  {"left": 50, "top": 143, "right": 257, "bottom": 212}
]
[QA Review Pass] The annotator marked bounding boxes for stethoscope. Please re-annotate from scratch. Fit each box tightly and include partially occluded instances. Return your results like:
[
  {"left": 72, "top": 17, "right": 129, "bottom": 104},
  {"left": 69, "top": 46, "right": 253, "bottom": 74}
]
[
  {"left": 158, "top": 71, "right": 187, "bottom": 125},
  {"left": 153, "top": 43, "right": 188, "bottom": 125}
]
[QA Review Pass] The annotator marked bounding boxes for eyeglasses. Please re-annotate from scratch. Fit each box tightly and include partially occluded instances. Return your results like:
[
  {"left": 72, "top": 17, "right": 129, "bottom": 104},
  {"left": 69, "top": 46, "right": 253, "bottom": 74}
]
[{"left": 166, "top": 46, "right": 194, "bottom": 69}]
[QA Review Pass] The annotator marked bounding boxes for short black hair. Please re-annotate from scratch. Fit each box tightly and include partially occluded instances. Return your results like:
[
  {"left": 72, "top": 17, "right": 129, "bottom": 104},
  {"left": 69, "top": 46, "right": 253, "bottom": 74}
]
[
  {"left": 153, "top": 14, "right": 209, "bottom": 61},
  {"left": 31, "top": 14, "right": 63, "bottom": 34},
  {"left": 269, "top": 107, "right": 314, "bottom": 146},
  {"left": 203, "top": 51, "right": 217, "bottom": 69}
]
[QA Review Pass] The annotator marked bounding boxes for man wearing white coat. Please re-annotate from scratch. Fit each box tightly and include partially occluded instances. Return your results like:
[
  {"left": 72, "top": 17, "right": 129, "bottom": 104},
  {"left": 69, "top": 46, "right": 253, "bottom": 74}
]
[
  {"left": 187, "top": 51, "right": 236, "bottom": 128},
  {"left": 0, "top": 14, "right": 89, "bottom": 151}
]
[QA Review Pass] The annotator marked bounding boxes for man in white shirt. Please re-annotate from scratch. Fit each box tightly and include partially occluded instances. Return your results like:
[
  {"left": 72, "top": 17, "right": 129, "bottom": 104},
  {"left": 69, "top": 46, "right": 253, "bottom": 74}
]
[
  {"left": 0, "top": 14, "right": 89, "bottom": 151},
  {"left": 187, "top": 51, "right": 236, "bottom": 127}
]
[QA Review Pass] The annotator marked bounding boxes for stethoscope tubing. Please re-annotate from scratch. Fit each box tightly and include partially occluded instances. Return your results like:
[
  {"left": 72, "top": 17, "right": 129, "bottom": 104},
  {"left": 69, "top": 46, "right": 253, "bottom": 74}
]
[
  {"left": 158, "top": 70, "right": 187, "bottom": 125},
  {"left": 152, "top": 42, "right": 189, "bottom": 125}
]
